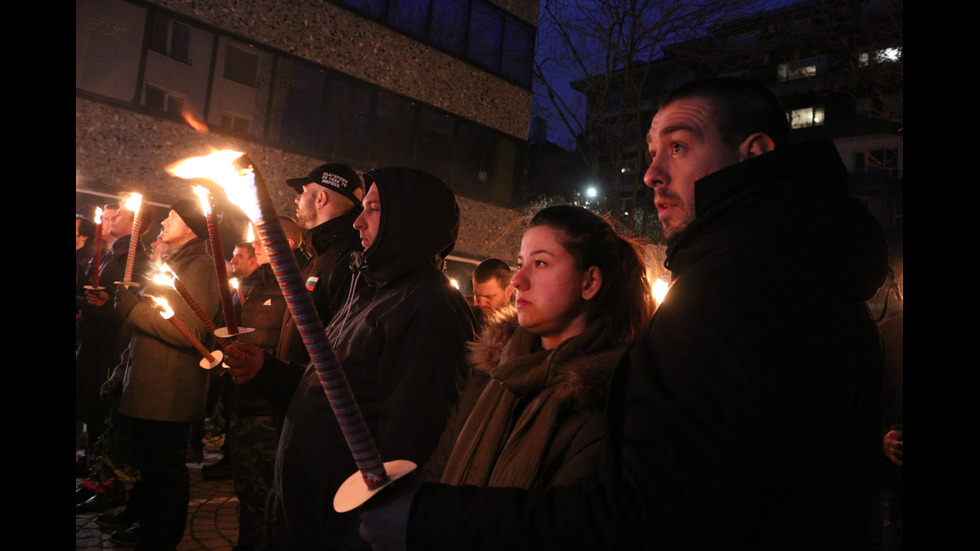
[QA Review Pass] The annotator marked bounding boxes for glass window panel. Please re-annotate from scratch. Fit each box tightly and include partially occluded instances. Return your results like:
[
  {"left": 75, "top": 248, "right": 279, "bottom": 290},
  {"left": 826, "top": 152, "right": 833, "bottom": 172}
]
[
  {"left": 388, "top": 0, "right": 431, "bottom": 37},
  {"left": 500, "top": 17, "right": 534, "bottom": 86},
  {"left": 430, "top": 0, "right": 468, "bottom": 56},
  {"left": 268, "top": 59, "right": 327, "bottom": 151},
  {"left": 415, "top": 106, "right": 456, "bottom": 182},
  {"left": 322, "top": 76, "right": 376, "bottom": 163},
  {"left": 467, "top": 0, "right": 503, "bottom": 72}
]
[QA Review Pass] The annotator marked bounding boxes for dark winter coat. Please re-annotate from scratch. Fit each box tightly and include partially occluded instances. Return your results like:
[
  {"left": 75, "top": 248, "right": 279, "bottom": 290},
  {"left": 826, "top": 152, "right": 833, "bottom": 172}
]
[
  {"left": 276, "top": 208, "right": 362, "bottom": 365},
  {"left": 407, "top": 140, "right": 890, "bottom": 550}
]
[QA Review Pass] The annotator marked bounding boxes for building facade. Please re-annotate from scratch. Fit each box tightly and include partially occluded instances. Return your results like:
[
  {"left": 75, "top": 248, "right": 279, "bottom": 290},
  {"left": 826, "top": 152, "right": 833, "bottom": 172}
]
[{"left": 76, "top": 0, "right": 538, "bottom": 286}]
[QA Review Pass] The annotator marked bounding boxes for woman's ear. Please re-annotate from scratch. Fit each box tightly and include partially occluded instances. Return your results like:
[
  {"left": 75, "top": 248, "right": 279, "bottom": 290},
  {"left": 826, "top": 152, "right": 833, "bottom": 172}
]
[{"left": 581, "top": 266, "right": 602, "bottom": 301}]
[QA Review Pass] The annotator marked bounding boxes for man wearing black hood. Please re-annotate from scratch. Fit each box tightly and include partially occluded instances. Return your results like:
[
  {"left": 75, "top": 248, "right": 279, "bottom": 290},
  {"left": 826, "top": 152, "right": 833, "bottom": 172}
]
[
  {"left": 359, "top": 78, "right": 890, "bottom": 551},
  {"left": 226, "top": 167, "right": 475, "bottom": 550}
]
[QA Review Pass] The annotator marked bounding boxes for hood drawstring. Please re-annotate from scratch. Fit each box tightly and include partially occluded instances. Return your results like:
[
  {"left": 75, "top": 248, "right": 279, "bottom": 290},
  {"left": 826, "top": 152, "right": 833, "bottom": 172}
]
[{"left": 331, "top": 262, "right": 364, "bottom": 347}]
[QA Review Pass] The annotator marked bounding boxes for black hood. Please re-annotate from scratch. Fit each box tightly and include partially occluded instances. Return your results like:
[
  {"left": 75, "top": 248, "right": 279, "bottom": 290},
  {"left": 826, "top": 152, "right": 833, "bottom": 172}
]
[
  {"left": 354, "top": 167, "right": 460, "bottom": 287},
  {"left": 666, "top": 140, "right": 888, "bottom": 303}
]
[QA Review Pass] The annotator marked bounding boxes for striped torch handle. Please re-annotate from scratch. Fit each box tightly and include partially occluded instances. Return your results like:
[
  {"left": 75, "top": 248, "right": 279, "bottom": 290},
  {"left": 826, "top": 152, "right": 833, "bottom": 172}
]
[{"left": 235, "top": 155, "right": 388, "bottom": 490}]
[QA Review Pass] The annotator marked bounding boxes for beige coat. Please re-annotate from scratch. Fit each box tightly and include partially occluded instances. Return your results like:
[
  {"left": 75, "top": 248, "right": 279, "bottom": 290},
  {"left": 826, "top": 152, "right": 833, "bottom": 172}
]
[{"left": 116, "top": 239, "right": 221, "bottom": 422}]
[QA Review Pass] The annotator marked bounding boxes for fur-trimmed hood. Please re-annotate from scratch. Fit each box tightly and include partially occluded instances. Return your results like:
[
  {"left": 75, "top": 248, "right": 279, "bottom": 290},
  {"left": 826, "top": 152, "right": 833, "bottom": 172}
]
[{"left": 467, "top": 307, "right": 624, "bottom": 411}]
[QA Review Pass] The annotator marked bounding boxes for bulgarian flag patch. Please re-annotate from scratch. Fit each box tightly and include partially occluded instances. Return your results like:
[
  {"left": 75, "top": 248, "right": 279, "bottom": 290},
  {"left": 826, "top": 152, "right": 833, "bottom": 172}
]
[{"left": 306, "top": 276, "right": 319, "bottom": 291}]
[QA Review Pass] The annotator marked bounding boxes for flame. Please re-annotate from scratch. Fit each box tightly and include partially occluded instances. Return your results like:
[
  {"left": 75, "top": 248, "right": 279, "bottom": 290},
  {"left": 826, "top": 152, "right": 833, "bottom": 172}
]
[
  {"left": 192, "top": 185, "right": 213, "bottom": 216},
  {"left": 246, "top": 224, "right": 255, "bottom": 243},
  {"left": 653, "top": 278, "right": 670, "bottom": 305},
  {"left": 124, "top": 192, "right": 143, "bottom": 212},
  {"left": 181, "top": 107, "right": 210, "bottom": 133},
  {"left": 94, "top": 207, "right": 103, "bottom": 225},
  {"left": 149, "top": 295, "right": 175, "bottom": 319},
  {"left": 229, "top": 277, "right": 239, "bottom": 291},
  {"left": 168, "top": 150, "right": 260, "bottom": 222},
  {"left": 450, "top": 278, "right": 460, "bottom": 290},
  {"left": 152, "top": 264, "right": 177, "bottom": 288}
]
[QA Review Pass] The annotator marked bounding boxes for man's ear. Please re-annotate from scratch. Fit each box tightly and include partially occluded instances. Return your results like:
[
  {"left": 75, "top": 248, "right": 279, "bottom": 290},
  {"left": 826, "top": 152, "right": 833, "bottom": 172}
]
[
  {"left": 739, "top": 132, "right": 776, "bottom": 160},
  {"left": 316, "top": 189, "right": 329, "bottom": 208},
  {"left": 581, "top": 266, "right": 602, "bottom": 301}
]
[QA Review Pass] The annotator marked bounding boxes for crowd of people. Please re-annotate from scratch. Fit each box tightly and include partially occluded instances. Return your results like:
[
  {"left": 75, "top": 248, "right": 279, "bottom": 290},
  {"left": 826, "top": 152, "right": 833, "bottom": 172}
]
[{"left": 76, "top": 77, "right": 901, "bottom": 551}]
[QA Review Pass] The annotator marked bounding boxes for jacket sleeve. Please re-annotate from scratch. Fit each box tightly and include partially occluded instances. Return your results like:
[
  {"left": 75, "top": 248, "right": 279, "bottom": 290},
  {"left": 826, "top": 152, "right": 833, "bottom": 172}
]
[{"left": 125, "top": 257, "right": 220, "bottom": 349}]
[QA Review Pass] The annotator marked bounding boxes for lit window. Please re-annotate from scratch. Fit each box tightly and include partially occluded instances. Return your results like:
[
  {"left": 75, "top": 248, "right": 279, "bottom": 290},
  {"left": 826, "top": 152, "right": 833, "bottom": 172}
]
[
  {"left": 788, "top": 106, "right": 825, "bottom": 129},
  {"left": 777, "top": 56, "right": 826, "bottom": 82},
  {"left": 859, "top": 47, "right": 902, "bottom": 66}
]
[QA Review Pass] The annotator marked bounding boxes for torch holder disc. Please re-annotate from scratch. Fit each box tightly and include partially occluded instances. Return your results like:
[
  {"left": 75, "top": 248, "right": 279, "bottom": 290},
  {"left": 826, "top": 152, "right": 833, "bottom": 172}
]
[
  {"left": 114, "top": 281, "right": 140, "bottom": 288},
  {"left": 200, "top": 349, "right": 224, "bottom": 370},
  {"left": 333, "top": 459, "right": 417, "bottom": 513},
  {"left": 214, "top": 326, "right": 255, "bottom": 339},
  {"left": 83, "top": 285, "right": 106, "bottom": 292}
]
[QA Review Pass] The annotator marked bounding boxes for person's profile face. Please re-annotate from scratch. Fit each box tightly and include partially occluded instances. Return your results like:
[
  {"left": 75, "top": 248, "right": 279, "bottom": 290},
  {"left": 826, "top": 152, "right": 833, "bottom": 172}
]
[
  {"left": 353, "top": 184, "right": 381, "bottom": 251},
  {"left": 511, "top": 225, "right": 592, "bottom": 349},
  {"left": 643, "top": 97, "right": 741, "bottom": 241}
]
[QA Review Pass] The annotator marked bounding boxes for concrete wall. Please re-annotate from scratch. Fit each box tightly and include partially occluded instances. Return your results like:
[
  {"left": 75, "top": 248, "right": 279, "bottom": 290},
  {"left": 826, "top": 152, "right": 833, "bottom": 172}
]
[
  {"left": 76, "top": 97, "right": 523, "bottom": 262},
  {"left": 145, "top": 0, "right": 535, "bottom": 140}
]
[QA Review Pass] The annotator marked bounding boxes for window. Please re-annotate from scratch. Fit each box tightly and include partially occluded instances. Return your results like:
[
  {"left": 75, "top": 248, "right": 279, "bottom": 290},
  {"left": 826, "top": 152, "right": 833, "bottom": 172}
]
[
  {"left": 467, "top": 1, "right": 504, "bottom": 73},
  {"left": 223, "top": 43, "right": 258, "bottom": 87},
  {"left": 388, "top": 0, "right": 431, "bottom": 37},
  {"left": 854, "top": 149, "right": 898, "bottom": 174},
  {"left": 777, "top": 56, "right": 825, "bottom": 82},
  {"left": 148, "top": 14, "right": 191, "bottom": 64},
  {"left": 859, "top": 47, "right": 901, "bottom": 66},
  {"left": 500, "top": 16, "right": 534, "bottom": 86},
  {"left": 144, "top": 84, "right": 185, "bottom": 115},
  {"left": 788, "top": 106, "right": 824, "bottom": 129},
  {"left": 220, "top": 112, "right": 251, "bottom": 134}
]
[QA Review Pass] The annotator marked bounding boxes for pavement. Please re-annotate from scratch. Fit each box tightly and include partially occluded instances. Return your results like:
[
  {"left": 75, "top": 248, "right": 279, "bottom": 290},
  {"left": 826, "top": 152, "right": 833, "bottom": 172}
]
[{"left": 75, "top": 447, "right": 239, "bottom": 550}]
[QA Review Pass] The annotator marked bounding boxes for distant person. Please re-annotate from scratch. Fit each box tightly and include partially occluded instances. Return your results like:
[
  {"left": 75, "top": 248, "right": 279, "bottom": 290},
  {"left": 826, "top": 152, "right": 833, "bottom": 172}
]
[
  {"left": 76, "top": 203, "right": 153, "bottom": 513},
  {"left": 470, "top": 258, "right": 515, "bottom": 329}
]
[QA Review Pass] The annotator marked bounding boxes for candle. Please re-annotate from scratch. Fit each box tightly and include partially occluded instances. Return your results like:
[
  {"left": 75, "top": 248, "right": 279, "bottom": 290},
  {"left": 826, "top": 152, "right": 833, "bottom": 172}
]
[
  {"left": 91, "top": 207, "right": 104, "bottom": 288},
  {"left": 152, "top": 266, "right": 233, "bottom": 350},
  {"left": 168, "top": 150, "right": 399, "bottom": 508},
  {"left": 149, "top": 295, "right": 215, "bottom": 363},
  {"left": 122, "top": 193, "right": 143, "bottom": 284},
  {"left": 194, "top": 186, "right": 239, "bottom": 335},
  {"left": 230, "top": 277, "right": 243, "bottom": 306}
]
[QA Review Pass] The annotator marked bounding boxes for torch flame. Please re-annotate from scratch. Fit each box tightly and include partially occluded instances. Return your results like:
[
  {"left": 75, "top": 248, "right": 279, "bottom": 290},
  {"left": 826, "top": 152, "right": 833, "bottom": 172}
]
[
  {"left": 246, "top": 224, "right": 255, "bottom": 243},
  {"left": 230, "top": 277, "right": 239, "bottom": 291},
  {"left": 94, "top": 207, "right": 103, "bottom": 225},
  {"left": 168, "top": 150, "right": 260, "bottom": 222},
  {"left": 125, "top": 192, "right": 143, "bottom": 212},
  {"left": 192, "top": 185, "right": 213, "bottom": 216},
  {"left": 149, "top": 295, "right": 175, "bottom": 319},
  {"left": 152, "top": 265, "right": 177, "bottom": 288},
  {"left": 181, "top": 107, "right": 210, "bottom": 133},
  {"left": 653, "top": 278, "right": 670, "bottom": 305}
]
